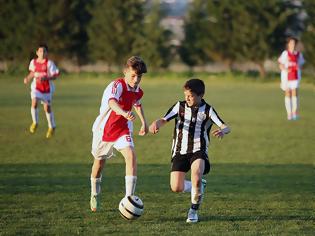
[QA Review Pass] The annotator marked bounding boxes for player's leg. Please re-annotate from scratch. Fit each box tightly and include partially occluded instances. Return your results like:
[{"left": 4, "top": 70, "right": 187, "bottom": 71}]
[
  {"left": 120, "top": 147, "right": 137, "bottom": 196},
  {"left": 186, "top": 158, "right": 205, "bottom": 223},
  {"left": 170, "top": 171, "right": 187, "bottom": 192},
  {"left": 43, "top": 103, "right": 55, "bottom": 138},
  {"left": 291, "top": 88, "right": 298, "bottom": 120},
  {"left": 170, "top": 154, "right": 191, "bottom": 192},
  {"left": 284, "top": 90, "right": 292, "bottom": 120},
  {"left": 30, "top": 98, "right": 39, "bottom": 133},
  {"left": 90, "top": 132, "right": 114, "bottom": 212},
  {"left": 115, "top": 134, "right": 137, "bottom": 197},
  {"left": 90, "top": 158, "right": 106, "bottom": 211},
  {"left": 186, "top": 152, "right": 210, "bottom": 223}
]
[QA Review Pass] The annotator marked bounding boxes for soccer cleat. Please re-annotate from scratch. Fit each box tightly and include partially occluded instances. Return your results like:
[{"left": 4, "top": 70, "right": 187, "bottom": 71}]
[
  {"left": 186, "top": 208, "right": 198, "bottom": 223},
  {"left": 46, "top": 127, "right": 55, "bottom": 138},
  {"left": 90, "top": 195, "right": 100, "bottom": 212},
  {"left": 29, "top": 123, "right": 38, "bottom": 134}
]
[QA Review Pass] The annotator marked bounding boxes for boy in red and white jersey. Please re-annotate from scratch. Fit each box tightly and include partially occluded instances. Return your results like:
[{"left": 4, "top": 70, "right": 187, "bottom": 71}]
[
  {"left": 23, "top": 44, "right": 60, "bottom": 138},
  {"left": 90, "top": 56, "right": 148, "bottom": 212},
  {"left": 278, "top": 37, "right": 305, "bottom": 120}
]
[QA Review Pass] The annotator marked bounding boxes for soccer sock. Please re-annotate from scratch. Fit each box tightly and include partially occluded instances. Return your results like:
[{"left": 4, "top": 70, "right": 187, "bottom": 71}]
[
  {"left": 183, "top": 180, "right": 192, "bottom": 193},
  {"left": 284, "top": 96, "right": 292, "bottom": 118},
  {"left": 91, "top": 175, "right": 102, "bottom": 196},
  {"left": 31, "top": 108, "right": 38, "bottom": 124},
  {"left": 50, "top": 112, "right": 56, "bottom": 128},
  {"left": 191, "top": 186, "right": 202, "bottom": 210},
  {"left": 291, "top": 96, "right": 298, "bottom": 116},
  {"left": 45, "top": 112, "right": 53, "bottom": 128},
  {"left": 125, "top": 175, "right": 137, "bottom": 196}
]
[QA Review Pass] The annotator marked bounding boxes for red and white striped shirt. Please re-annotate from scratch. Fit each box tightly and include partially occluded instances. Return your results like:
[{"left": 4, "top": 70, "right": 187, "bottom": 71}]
[{"left": 92, "top": 78, "right": 143, "bottom": 142}]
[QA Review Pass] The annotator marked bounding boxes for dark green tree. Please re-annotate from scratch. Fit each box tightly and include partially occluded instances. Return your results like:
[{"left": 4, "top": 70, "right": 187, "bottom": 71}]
[
  {"left": 133, "top": 0, "right": 173, "bottom": 69},
  {"left": 179, "top": 0, "right": 209, "bottom": 69},
  {"left": 302, "top": 0, "right": 315, "bottom": 68},
  {"left": 87, "top": 0, "right": 145, "bottom": 70}
]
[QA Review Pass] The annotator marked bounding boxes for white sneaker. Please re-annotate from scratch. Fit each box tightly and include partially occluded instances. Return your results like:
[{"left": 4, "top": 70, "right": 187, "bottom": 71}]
[{"left": 186, "top": 208, "right": 198, "bottom": 223}]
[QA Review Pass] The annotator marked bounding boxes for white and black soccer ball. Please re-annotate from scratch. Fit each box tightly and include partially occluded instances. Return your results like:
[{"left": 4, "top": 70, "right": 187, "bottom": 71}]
[{"left": 119, "top": 195, "right": 144, "bottom": 220}]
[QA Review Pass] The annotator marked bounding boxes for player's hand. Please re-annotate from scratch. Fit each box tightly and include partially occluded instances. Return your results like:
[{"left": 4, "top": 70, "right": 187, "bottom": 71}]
[
  {"left": 23, "top": 77, "right": 28, "bottom": 84},
  {"left": 149, "top": 121, "right": 159, "bottom": 134},
  {"left": 40, "top": 77, "right": 49, "bottom": 81},
  {"left": 125, "top": 111, "right": 136, "bottom": 121},
  {"left": 212, "top": 129, "right": 224, "bottom": 139},
  {"left": 138, "top": 124, "right": 148, "bottom": 136}
]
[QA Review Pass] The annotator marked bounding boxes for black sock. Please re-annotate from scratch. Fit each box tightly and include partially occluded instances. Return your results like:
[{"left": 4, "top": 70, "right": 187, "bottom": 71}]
[{"left": 191, "top": 204, "right": 199, "bottom": 210}]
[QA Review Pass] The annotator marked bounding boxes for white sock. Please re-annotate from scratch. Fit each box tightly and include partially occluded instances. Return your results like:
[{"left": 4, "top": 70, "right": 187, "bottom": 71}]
[
  {"left": 50, "top": 112, "right": 56, "bottom": 128},
  {"left": 125, "top": 175, "right": 137, "bottom": 196},
  {"left": 91, "top": 175, "right": 102, "bottom": 196},
  {"left": 191, "top": 186, "right": 202, "bottom": 205},
  {"left": 45, "top": 112, "right": 53, "bottom": 128},
  {"left": 31, "top": 108, "right": 38, "bottom": 124},
  {"left": 284, "top": 96, "right": 292, "bottom": 118},
  {"left": 291, "top": 96, "right": 298, "bottom": 116},
  {"left": 183, "top": 180, "right": 192, "bottom": 193}
]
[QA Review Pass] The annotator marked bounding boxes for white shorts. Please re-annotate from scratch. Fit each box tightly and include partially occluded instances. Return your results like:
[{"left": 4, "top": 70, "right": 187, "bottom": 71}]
[
  {"left": 91, "top": 132, "right": 134, "bottom": 160},
  {"left": 31, "top": 89, "right": 53, "bottom": 105},
  {"left": 280, "top": 79, "right": 299, "bottom": 91}
]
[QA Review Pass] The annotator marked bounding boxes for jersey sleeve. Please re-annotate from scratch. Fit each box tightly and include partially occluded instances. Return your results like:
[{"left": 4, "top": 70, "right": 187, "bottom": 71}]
[
  {"left": 29, "top": 59, "right": 35, "bottom": 72},
  {"left": 47, "top": 60, "right": 60, "bottom": 77},
  {"left": 163, "top": 102, "right": 179, "bottom": 121},
  {"left": 278, "top": 51, "right": 288, "bottom": 68},
  {"left": 209, "top": 107, "right": 224, "bottom": 127},
  {"left": 107, "top": 80, "right": 123, "bottom": 102}
]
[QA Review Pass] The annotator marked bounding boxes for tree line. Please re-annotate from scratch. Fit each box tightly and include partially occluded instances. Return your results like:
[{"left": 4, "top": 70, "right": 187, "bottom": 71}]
[{"left": 0, "top": 0, "right": 314, "bottom": 76}]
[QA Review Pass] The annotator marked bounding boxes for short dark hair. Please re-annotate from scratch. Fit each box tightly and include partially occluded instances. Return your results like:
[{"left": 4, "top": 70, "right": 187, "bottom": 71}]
[
  {"left": 286, "top": 36, "right": 298, "bottom": 44},
  {"left": 125, "top": 56, "right": 147, "bottom": 74},
  {"left": 38, "top": 43, "right": 48, "bottom": 52},
  {"left": 183, "top": 78, "right": 205, "bottom": 96}
]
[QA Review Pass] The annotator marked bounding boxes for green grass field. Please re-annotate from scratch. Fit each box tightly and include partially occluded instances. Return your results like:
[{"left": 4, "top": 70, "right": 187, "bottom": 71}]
[{"left": 0, "top": 73, "right": 314, "bottom": 235}]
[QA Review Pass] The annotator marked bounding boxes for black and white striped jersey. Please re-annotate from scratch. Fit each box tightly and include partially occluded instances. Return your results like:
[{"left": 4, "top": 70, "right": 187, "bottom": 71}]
[{"left": 163, "top": 100, "right": 225, "bottom": 157}]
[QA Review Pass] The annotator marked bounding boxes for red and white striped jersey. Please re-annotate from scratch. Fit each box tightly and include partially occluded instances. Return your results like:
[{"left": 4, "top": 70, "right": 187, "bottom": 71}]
[
  {"left": 92, "top": 78, "right": 143, "bottom": 142},
  {"left": 278, "top": 50, "right": 305, "bottom": 81},
  {"left": 29, "top": 58, "right": 60, "bottom": 93}
]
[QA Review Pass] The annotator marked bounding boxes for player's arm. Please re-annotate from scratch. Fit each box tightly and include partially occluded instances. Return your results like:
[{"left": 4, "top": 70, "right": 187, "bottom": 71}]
[
  {"left": 149, "top": 118, "right": 167, "bottom": 134},
  {"left": 23, "top": 71, "right": 34, "bottom": 84},
  {"left": 41, "top": 61, "right": 60, "bottom": 81},
  {"left": 211, "top": 124, "right": 230, "bottom": 139},
  {"left": 108, "top": 99, "right": 135, "bottom": 121},
  {"left": 209, "top": 107, "right": 230, "bottom": 139},
  {"left": 134, "top": 105, "right": 148, "bottom": 136}
]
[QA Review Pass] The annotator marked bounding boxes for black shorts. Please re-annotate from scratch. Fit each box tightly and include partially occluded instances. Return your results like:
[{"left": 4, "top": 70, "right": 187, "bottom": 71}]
[{"left": 171, "top": 151, "right": 210, "bottom": 175}]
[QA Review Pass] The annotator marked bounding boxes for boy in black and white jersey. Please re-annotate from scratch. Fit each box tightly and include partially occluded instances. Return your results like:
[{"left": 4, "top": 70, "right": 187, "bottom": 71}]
[{"left": 149, "top": 78, "right": 230, "bottom": 223}]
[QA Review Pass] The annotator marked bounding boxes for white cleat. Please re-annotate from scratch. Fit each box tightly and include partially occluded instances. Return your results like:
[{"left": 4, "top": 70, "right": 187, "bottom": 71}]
[{"left": 186, "top": 208, "right": 198, "bottom": 223}]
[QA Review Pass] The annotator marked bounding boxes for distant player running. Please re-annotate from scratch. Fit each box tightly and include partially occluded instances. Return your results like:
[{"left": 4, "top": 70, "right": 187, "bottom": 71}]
[
  {"left": 149, "top": 78, "right": 230, "bottom": 223},
  {"left": 278, "top": 37, "right": 305, "bottom": 120},
  {"left": 23, "top": 44, "right": 60, "bottom": 138},
  {"left": 89, "top": 56, "right": 148, "bottom": 212}
]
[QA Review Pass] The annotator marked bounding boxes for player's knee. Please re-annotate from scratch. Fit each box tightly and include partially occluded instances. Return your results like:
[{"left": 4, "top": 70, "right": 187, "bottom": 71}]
[{"left": 170, "top": 184, "right": 184, "bottom": 192}]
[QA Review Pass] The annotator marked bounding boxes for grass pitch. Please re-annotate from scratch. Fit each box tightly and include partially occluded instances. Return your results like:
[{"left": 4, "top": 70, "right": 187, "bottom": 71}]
[{"left": 0, "top": 73, "right": 314, "bottom": 235}]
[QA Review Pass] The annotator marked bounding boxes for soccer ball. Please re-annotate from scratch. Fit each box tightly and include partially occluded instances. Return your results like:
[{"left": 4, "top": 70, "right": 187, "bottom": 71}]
[{"left": 119, "top": 195, "right": 144, "bottom": 220}]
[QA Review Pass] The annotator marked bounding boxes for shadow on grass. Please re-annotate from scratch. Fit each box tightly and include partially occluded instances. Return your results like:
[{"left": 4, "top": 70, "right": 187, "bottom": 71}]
[{"left": 0, "top": 163, "right": 313, "bottom": 195}]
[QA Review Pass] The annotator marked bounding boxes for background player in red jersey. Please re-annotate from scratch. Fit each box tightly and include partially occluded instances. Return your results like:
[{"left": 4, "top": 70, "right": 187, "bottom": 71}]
[
  {"left": 89, "top": 56, "right": 148, "bottom": 212},
  {"left": 278, "top": 37, "right": 305, "bottom": 120},
  {"left": 149, "top": 78, "right": 230, "bottom": 223},
  {"left": 23, "top": 44, "right": 60, "bottom": 138}
]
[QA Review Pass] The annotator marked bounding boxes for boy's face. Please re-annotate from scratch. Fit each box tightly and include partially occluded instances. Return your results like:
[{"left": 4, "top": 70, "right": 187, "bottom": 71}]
[
  {"left": 124, "top": 67, "right": 142, "bottom": 88},
  {"left": 288, "top": 39, "right": 296, "bottom": 52},
  {"left": 184, "top": 89, "right": 203, "bottom": 107},
  {"left": 36, "top": 47, "right": 47, "bottom": 59}
]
